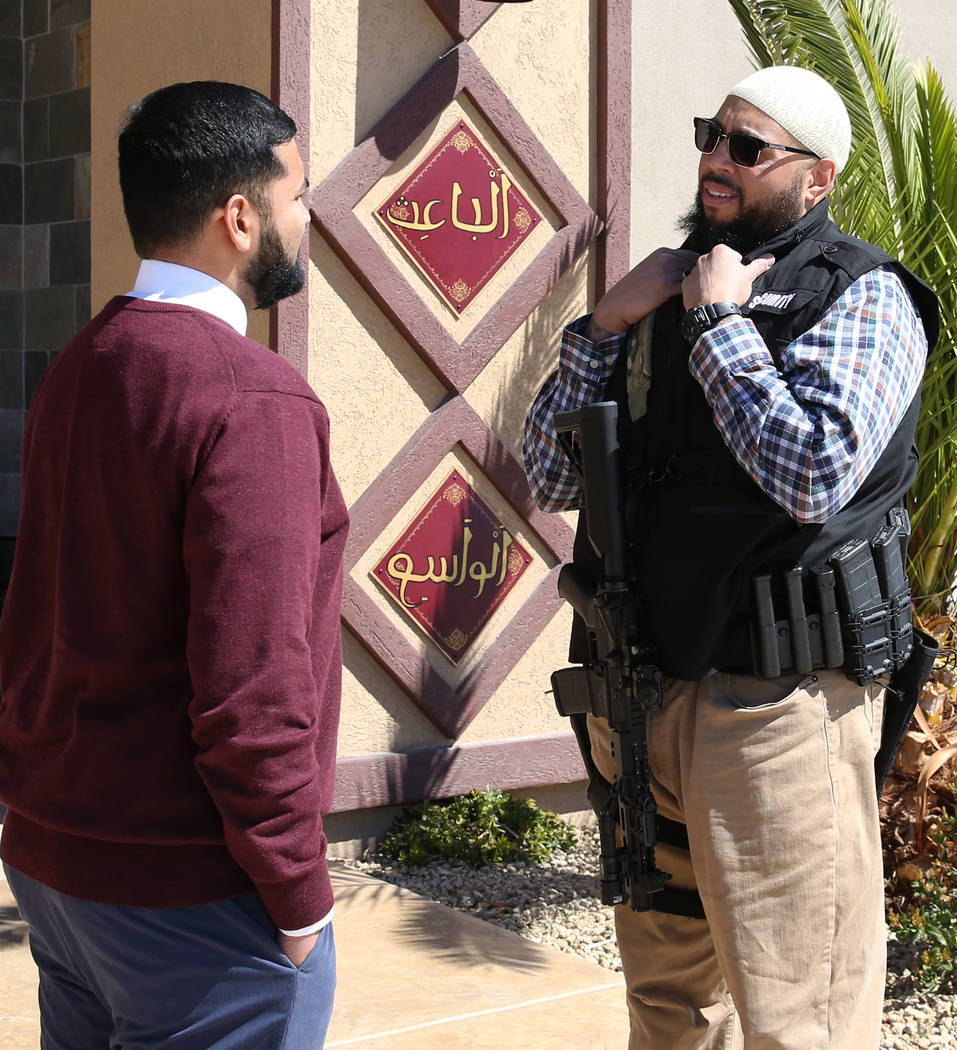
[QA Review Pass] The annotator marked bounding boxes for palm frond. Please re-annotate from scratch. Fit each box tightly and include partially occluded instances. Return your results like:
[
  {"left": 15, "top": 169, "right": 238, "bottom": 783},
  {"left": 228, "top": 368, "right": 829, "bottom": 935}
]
[{"left": 737, "top": 0, "right": 911, "bottom": 207}]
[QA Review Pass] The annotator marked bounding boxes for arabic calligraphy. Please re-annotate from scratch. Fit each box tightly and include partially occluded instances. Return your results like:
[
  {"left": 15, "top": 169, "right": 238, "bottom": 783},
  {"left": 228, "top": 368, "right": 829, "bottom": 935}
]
[
  {"left": 371, "top": 470, "right": 533, "bottom": 664},
  {"left": 386, "top": 521, "right": 515, "bottom": 608},
  {"left": 386, "top": 195, "right": 446, "bottom": 236},
  {"left": 374, "top": 121, "right": 541, "bottom": 314},
  {"left": 386, "top": 169, "right": 514, "bottom": 242}
]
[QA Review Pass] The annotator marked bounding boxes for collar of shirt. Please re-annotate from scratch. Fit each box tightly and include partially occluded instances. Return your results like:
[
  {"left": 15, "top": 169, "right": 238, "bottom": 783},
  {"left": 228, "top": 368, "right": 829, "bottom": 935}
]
[{"left": 126, "top": 259, "right": 248, "bottom": 337}]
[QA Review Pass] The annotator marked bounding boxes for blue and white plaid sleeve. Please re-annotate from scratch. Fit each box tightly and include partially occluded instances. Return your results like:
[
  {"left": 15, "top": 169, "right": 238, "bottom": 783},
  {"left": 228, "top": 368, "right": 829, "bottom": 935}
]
[
  {"left": 523, "top": 315, "right": 625, "bottom": 511},
  {"left": 688, "top": 267, "right": 927, "bottom": 524}
]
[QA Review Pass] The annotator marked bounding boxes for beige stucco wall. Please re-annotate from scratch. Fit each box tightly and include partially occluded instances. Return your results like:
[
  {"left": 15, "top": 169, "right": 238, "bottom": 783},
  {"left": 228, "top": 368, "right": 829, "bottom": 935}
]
[
  {"left": 630, "top": 1, "right": 957, "bottom": 263},
  {"left": 89, "top": 0, "right": 272, "bottom": 346},
  {"left": 897, "top": 0, "right": 957, "bottom": 92},
  {"left": 309, "top": 0, "right": 590, "bottom": 762}
]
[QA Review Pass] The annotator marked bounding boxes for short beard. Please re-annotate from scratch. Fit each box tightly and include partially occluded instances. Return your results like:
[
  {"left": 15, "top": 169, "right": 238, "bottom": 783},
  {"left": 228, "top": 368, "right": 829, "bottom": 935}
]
[
  {"left": 677, "top": 174, "right": 808, "bottom": 256},
  {"left": 244, "top": 222, "right": 305, "bottom": 310}
]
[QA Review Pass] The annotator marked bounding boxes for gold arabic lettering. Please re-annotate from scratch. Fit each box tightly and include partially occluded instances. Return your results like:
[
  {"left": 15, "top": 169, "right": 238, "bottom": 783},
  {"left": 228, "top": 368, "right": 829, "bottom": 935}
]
[
  {"left": 387, "top": 195, "right": 446, "bottom": 236},
  {"left": 385, "top": 170, "right": 514, "bottom": 242},
  {"left": 385, "top": 521, "right": 516, "bottom": 607}
]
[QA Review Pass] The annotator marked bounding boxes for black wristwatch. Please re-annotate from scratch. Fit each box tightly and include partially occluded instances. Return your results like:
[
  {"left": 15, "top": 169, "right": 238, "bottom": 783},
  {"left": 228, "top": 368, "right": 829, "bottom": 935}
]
[{"left": 680, "top": 301, "right": 741, "bottom": 343}]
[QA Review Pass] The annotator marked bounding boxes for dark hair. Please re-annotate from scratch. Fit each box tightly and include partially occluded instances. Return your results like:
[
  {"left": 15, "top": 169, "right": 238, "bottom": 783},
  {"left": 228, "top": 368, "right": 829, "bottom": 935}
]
[{"left": 118, "top": 81, "right": 297, "bottom": 258}]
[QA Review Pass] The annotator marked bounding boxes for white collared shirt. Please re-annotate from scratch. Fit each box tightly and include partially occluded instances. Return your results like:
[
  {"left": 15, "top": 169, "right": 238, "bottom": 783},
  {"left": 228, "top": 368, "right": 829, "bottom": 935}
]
[{"left": 126, "top": 259, "right": 248, "bottom": 336}]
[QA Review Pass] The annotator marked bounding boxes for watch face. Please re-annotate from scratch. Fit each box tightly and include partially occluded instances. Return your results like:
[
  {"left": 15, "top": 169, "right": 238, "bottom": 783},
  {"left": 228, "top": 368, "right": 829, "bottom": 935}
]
[
  {"left": 681, "top": 303, "right": 738, "bottom": 342},
  {"left": 680, "top": 307, "right": 707, "bottom": 342}
]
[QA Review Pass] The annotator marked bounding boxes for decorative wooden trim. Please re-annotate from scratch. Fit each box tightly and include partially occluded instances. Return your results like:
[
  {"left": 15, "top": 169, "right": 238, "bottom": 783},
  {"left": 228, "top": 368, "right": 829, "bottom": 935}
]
[
  {"left": 342, "top": 395, "right": 575, "bottom": 739},
  {"left": 596, "top": 0, "right": 632, "bottom": 299},
  {"left": 312, "top": 42, "right": 602, "bottom": 394},
  {"left": 332, "top": 731, "right": 586, "bottom": 812},
  {"left": 345, "top": 397, "right": 571, "bottom": 561},
  {"left": 269, "top": 2, "right": 630, "bottom": 796},
  {"left": 424, "top": 0, "right": 501, "bottom": 41},
  {"left": 271, "top": 0, "right": 311, "bottom": 376}
]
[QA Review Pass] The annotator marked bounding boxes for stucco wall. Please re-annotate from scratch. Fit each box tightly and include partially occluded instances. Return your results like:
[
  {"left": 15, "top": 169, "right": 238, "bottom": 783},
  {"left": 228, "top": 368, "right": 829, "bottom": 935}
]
[
  {"left": 309, "top": 0, "right": 590, "bottom": 769},
  {"left": 89, "top": 0, "right": 272, "bottom": 345}
]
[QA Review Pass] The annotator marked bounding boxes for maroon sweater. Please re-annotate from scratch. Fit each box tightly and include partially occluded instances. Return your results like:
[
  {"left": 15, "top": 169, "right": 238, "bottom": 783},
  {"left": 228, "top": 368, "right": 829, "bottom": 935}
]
[{"left": 0, "top": 297, "right": 349, "bottom": 931}]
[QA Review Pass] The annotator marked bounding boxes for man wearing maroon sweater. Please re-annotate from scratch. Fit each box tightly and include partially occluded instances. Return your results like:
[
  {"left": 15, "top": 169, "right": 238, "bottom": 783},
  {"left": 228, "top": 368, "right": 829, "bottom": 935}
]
[{"left": 0, "top": 81, "right": 348, "bottom": 1049}]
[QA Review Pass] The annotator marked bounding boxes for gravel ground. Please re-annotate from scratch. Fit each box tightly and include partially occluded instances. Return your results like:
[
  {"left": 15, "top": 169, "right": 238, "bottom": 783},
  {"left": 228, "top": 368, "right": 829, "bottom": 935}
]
[{"left": 343, "top": 825, "right": 957, "bottom": 1049}]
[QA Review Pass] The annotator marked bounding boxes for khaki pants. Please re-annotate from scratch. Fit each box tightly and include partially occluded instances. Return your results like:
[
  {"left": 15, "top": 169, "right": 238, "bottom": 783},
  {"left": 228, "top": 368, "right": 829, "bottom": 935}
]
[{"left": 588, "top": 669, "right": 886, "bottom": 1050}]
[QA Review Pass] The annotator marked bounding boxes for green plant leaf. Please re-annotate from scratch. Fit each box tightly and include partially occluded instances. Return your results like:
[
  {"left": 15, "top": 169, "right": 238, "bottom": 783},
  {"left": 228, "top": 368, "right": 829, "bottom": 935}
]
[{"left": 378, "top": 788, "right": 577, "bottom": 868}]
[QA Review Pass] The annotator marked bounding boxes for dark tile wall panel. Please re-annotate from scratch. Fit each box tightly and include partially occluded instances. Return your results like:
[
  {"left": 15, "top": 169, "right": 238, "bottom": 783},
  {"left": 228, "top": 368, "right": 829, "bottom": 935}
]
[
  {"left": 25, "top": 349, "right": 51, "bottom": 405},
  {"left": 25, "top": 156, "right": 75, "bottom": 222},
  {"left": 23, "top": 222, "right": 48, "bottom": 287},
  {"left": 0, "top": 223, "right": 20, "bottom": 285},
  {"left": 22, "top": 0, "right": 48, "bottom": 38},
  {"left": 0, "top": 36, "right": 21, "bottom": 99},
  {"left": 0, "top": 98, "right": 19, "bottom": 163},
  {"left": 0, "top": 290, "right": 22, "bottom": 350},
  {"left": 25, "top": 28, "right": 75, "bottom": 98},
  {"left": 73, "top": 150, "right": 89, "bottom": 218},
  {"left": 0, "top": 7, "right": 90, "bottom": 552},
  {"left": 0, "top": 410, "right": 23, "bottom": 472},
  {"left": 0, "top": 350, "right": 22, "bottom": 409},
  {"left": 0, "top": 0, "right": 21, "bottom": 38},
  {"left": 23, "top": 95, "right": 48, "bottom": 160},
  {"left": 49, "top": 87, "right": 89, "bottom": 156},
  {"left": 52, "top": 0, "right": 91, "bottom": 30},
  {"left": 0, "top": 162, "right": 21, "bottom": 222},
  {"left": 25, "top": 284, "right": 81, "bottom": 350},
  {"left": 0, "top": 474, "right": 20, "bottom": 536},
  {"left": 50, "top": 218, "right": 90, "bottom": 284}
]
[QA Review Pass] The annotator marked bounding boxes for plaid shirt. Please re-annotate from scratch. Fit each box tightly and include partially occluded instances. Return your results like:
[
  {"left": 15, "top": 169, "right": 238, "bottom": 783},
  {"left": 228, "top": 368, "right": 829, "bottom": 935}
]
[{"left": 523, "top": 266, "right": 926, "bottom": 524}]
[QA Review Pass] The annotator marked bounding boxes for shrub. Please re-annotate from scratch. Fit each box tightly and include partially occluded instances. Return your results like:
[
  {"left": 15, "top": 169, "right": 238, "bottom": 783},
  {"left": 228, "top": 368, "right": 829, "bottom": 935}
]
[
  {"left": 888, "top": 808, "right": 957, "bottom": 992},
  {"left": 378, "top": 788, "right": 577, "bottom": 867}
]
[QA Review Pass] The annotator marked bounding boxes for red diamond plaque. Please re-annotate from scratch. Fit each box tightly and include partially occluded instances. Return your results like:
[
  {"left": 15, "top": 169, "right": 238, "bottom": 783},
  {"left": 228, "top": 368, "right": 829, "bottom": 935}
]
[
  {"left": 375, "top": 121, "right": 541, "bottom": 314},
  {"left": 371, "top": 470, "right": 533, "bottom": 664}
]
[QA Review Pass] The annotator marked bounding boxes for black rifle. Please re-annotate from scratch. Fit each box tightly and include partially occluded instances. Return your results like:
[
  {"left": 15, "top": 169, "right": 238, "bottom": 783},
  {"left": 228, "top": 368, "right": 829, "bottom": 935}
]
[{"left": 549, "top": 401, "right": 670, "bottom": 911}]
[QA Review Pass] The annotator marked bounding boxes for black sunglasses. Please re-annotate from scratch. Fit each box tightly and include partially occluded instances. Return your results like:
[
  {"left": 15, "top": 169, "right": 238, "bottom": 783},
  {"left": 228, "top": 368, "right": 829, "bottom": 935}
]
[{"left": 693, "top": 117, "right": 819, "bottom": 168}]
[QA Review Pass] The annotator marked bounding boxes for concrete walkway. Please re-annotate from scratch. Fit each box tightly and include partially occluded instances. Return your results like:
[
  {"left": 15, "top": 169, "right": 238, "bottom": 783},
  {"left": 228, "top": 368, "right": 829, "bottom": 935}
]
[{"left": 0, "top": 863, "right": 629, "bottom": 1049}]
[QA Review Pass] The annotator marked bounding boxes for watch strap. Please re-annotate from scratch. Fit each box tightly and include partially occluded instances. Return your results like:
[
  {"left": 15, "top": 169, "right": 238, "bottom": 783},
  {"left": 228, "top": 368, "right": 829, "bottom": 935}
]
[{"left": 680, "top": 301, "right": 741, "bottom": 343}]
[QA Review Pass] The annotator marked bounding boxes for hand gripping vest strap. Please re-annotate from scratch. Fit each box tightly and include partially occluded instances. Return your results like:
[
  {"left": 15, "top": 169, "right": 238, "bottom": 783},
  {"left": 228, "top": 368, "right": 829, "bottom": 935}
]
[{"left": 568, "top": 712, "right": 706, "bottom": 920}]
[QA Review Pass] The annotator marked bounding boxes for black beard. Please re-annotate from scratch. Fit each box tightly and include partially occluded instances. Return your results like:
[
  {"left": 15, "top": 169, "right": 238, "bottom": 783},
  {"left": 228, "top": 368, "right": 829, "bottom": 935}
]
[
  {"left": 245, "top": 223, "right": 305, "bottom": 310},
  {"left": 677, "top": 180, "right": 807, "bottom": 256}
]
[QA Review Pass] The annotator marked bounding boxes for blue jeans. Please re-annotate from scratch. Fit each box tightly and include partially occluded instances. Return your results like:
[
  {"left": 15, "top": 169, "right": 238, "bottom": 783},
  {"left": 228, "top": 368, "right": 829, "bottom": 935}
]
[{"left": 4, "top": 863, "right": 336, "bottom": 1049}]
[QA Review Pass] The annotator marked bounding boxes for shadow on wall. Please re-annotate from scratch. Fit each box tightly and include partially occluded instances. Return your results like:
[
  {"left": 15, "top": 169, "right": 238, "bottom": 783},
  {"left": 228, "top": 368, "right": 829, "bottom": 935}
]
[
  {"left": 328, "top": 0, "right": 599, "bottom": 809},
  {"left": 486, "top": 216, "right": 605, "bottom": 462},
  {"left": 355, "top": 0, "right": 457, "bottom": 151}
]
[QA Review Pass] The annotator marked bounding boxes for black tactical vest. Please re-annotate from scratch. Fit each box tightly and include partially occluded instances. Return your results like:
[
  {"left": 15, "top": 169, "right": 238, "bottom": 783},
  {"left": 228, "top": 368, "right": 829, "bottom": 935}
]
[{"left": 571, "top": 201, "right": 939, "bottom": 679}]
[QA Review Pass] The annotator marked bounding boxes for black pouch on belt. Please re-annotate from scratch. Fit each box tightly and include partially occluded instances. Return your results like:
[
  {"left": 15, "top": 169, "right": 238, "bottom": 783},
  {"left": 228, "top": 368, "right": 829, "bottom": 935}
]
[{"left": 874, "top": 625, "right": 938, "bottom": 795}]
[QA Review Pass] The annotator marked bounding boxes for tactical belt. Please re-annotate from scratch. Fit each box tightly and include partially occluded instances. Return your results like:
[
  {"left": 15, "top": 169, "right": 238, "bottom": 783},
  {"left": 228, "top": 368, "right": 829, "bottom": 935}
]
[{"left": 737, "top": 517, "right": 914, "bottom": 685}]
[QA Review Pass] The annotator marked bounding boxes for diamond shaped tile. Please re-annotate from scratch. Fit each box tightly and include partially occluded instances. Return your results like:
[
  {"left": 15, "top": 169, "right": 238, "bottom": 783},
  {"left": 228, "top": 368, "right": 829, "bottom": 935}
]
[
  {"left": 312, "top": 43, "right": 601, "bottom": 394},
  {"left": 342, "top": 396, "right": 574, "bottom": 738}
]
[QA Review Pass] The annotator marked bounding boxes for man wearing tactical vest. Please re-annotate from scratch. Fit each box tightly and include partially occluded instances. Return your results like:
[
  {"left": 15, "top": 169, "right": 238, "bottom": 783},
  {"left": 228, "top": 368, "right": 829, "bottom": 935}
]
[{"left": 524, "top": 66, "right": 939, "bottom": 1050}]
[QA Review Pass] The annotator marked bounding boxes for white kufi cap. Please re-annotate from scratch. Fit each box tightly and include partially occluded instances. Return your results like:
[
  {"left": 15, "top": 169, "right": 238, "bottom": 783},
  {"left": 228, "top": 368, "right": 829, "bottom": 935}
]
[{"left": 728, "top": 65, "right": 852, "bottom": 172}]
